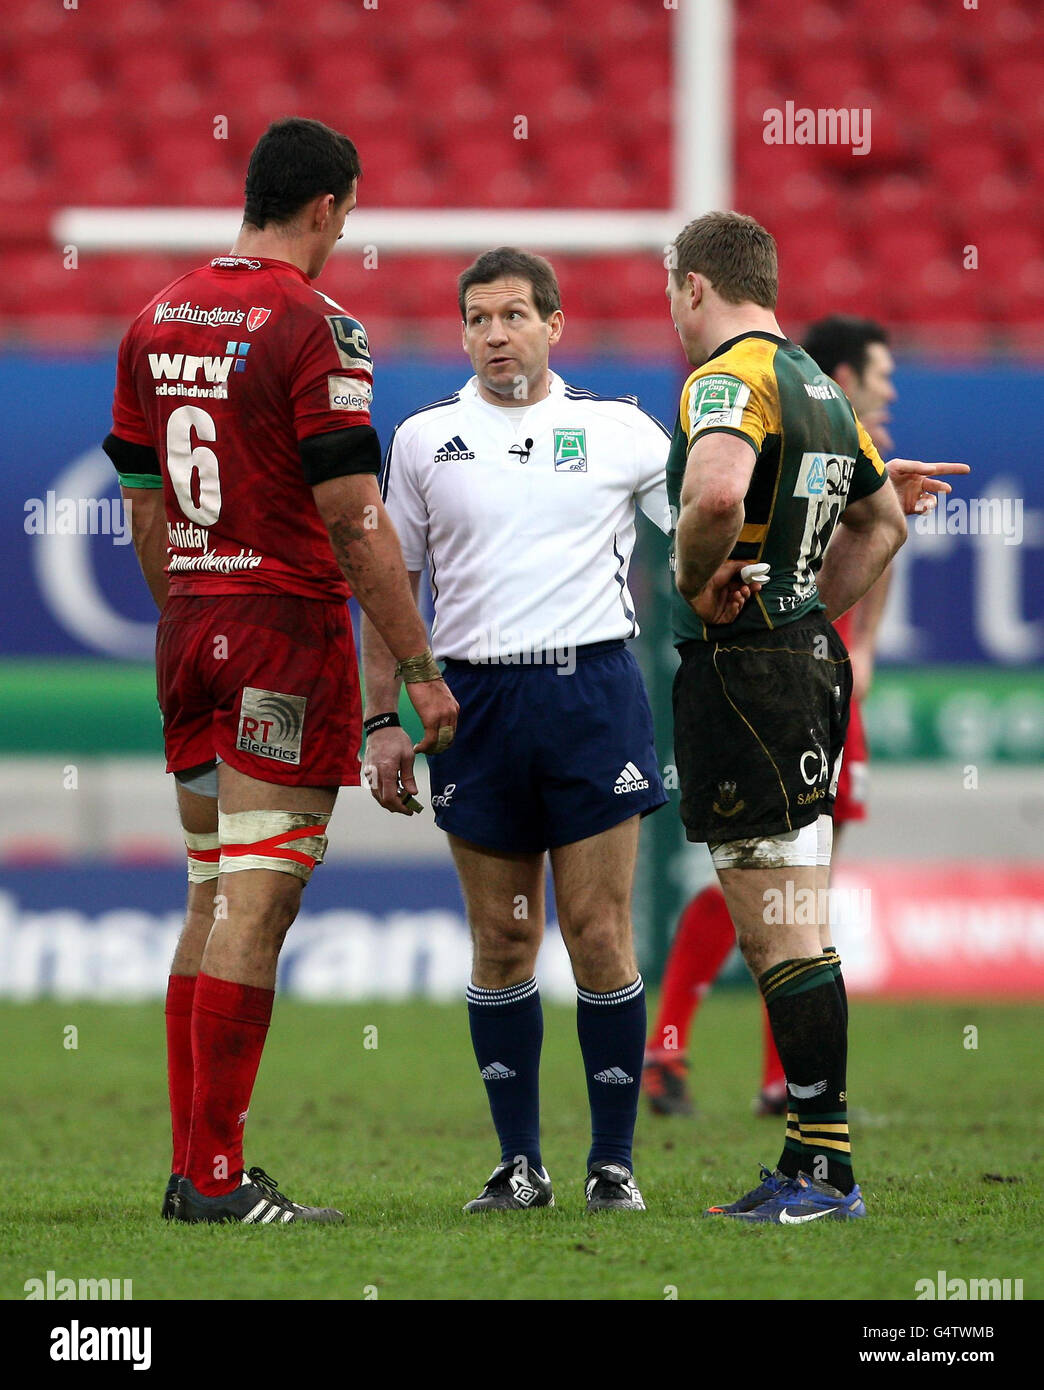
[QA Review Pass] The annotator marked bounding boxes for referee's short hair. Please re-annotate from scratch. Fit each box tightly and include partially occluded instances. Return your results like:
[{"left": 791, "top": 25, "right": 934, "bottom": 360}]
[
  {"left": 803, "top": 315, "right": 890, "bottom": 381},
  {"left": 670, "top": 212, "right": 777, "bottom": 309},
  {"left": 458, "top": 248, "right": 562, "bottom": 321},
  {"left": 244, "top": 117, "right": 361, "bottom": 229}
]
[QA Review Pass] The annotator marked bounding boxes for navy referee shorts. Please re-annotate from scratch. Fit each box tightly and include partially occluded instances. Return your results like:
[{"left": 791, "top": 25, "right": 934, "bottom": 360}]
[{"left": 428, "top": 640, "right": 667, "bottom": 854}]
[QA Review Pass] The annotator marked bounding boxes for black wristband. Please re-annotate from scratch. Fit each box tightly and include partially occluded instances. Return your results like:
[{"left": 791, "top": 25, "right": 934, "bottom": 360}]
[{"left": 363, "top": 712, "right": 401, "bottom": 735}]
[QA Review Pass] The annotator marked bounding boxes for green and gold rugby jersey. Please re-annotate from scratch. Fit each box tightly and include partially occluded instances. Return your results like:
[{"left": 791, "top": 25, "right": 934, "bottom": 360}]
[{"left": 666, "top": 330, "right": 888, "bottom": 644}]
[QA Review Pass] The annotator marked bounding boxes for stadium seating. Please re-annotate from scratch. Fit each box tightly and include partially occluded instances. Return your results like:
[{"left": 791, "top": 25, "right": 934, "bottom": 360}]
[{"left": 0, "top": 0, "right": 1038, "bottom": 349}]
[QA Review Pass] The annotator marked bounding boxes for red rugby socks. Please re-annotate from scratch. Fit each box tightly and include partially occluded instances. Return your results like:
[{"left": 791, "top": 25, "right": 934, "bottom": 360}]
[
  {"left": 165, "top": 973, "right": 197, "bottom": 1176},
  {"left": 184, "top": 972, "right": 274, "bottom": 1197}
]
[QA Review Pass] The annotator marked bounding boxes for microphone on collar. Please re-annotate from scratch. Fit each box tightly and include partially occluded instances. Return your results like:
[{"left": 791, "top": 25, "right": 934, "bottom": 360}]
[{"left": 508, "top": 437, "right": 534, "bottom": 464}]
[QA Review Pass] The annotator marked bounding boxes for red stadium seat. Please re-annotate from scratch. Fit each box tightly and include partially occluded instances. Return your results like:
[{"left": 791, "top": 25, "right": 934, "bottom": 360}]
[
  {"left": 871, "top": 226, "right": 950, "bottom": 280},
  {"left": 142, "top": 130, "right": 241, "bottom": 205},
  {"left": 960, "top": 1, "right": 1037, "bottom": 54},
  {"left": 953, "top": 174, "right": 1037, "bottom": 238},
  {"left": 390, "top": 0, "right": 462, "bottom": 42},
  {"left": 351, "top": 132, "right": 430, "bottom": 205},
  {"left": 932, "top": 140, "right": 1012, "bottom": 196},
  {"left": 13, "top": 45, "right": 95, "bottom": 101},
  {"left": 581, "top": 254, "right": 665, "bottom": 319},
  {"left": 739, "top": 0, "right": 813, "bottom": 61},
  {"left": 598, "top": 2, "right": 663, "bottom": 47},
  {"left": 1, "top": 248, "right": 93, "bottom": 316},
  {"left": 483, "top": 1, "right": 558, "bottom": 45},
  {"left": 736, "top": 139, "right": 821, "bottom": 196},
  {"left": 311, "top": 0, "right": 373, "bottom": 42},
  {"left": 973, "top": 229, "right": 1044, "bottom": 283},
  {"left": 778, "top": 169, "right": 837, "bottom": 217},
  {"left": 989, "top": 58, "right": 1044, "bottom": 122},
  {"left": 999, "top": 256, "right": 1044, "bottom": 325},
  {"left": 310, "top": 49, "right": 389, "bottom": 95},
  {"left": 442, "top": 133, "right": 527, "bottom": 198},
  {"left": 0, "top": 159, "right": 48, "bottom": 209},
  {"left": 537, "top": 134, "right": 629, "bottom": 208},
  {"left": 173, "top": 0, "right": 266, "bottom": 39},
  {"left": 732, "top": 52, "right": 779, "bottom": 98},
  {"left": 408, "top": 52, "right": 482, "bottom": 102},
  {"left": 49, "top": 126, "right": 144, "bottom": 206},
  {"left": 383, "top": 255, "right": 462, "bottom": 321},
  {"left": 886, "top": 55, "right": 966, "bottom": 108},
  {"left": 600, "top": 55, "right": 672, "bottom": 130},
  {"left": 109, "top": 50, "right": 196, "bottom": 118},
  {"left": 206, "top": 48, "right": 290, "bottom": 94},
  {"left": 855, "top": 174, "right": 938, "bottom": 231},
  {"left": 777, "top": 220, "right": 859, "bottom": 310},
  {"left": 790, "top": 56, "right": 874, "bottom": 114},
  {"left": 857, "top": 0, "right": 942, "bottom": 51},
  {"left": 88, "top": 0, "right": 169, "bottom": 42},
  {"left": 5, "top": 0, "right": 66, "bottom": 43},
  {"left": 84, "top": 253, "right": 187, "bottom": 316}
]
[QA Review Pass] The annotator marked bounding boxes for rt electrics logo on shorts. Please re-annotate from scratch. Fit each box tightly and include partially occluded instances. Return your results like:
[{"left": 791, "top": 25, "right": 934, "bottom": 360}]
[{"left": 237, "top": 688, "right": 307, "bottom": 764}]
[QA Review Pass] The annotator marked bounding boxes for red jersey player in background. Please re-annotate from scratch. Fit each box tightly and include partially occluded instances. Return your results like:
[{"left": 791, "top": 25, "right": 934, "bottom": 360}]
[
  {"left": 644, "top": 316, "right": 968, "bottom": 1118},
  {"left": 103, "top": 118, "right": 458, "bottom": 1223}
]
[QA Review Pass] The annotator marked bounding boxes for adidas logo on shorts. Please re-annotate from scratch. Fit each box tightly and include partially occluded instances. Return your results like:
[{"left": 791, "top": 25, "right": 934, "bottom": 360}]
[
  {"left": 434, "top": 435, "right": 476, "bottom": 462},
  {"left": 594, "top": 1066, "right": 634, "bottom": 1085},
  {"left": 480, "top": 1061, "right": 517, "bottom": 1080},
  {"left": 613, "top": 761, "right": 649, "bottom": 794}
]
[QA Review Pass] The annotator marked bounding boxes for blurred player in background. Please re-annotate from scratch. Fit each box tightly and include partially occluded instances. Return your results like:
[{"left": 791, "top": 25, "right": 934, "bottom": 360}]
[
  {"left": 644, "top": 314, "right": 965, "bottom": 1120},
  {"left": 103, "top": 117, "right": 457, "bottom": 1225},
  {"left": 363, "top": 248, "right": 672, "bottom": 1212},
  {"left": 666, "top": 212, "right": 961, "bottom": 1222}
]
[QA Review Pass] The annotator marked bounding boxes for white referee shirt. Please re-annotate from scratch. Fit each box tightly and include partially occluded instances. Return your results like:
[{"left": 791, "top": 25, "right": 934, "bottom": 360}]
[{"left": 381, "top": 371, "right": 672, "bottom": 661}]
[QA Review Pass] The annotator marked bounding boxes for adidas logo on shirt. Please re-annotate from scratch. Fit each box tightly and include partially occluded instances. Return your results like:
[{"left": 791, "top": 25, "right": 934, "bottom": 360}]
[
  {"left": 613, "top": 761, "right": 650, "bottom": 795},
  {"left": 434, "top": 435, "right": 476, "bottom": 462},
  {"left": 594, "top": 1066, "right": 634, "bottom": 1085},
  {"left": 480, "top": 1061, "right": 517, "bottom": 1080}
]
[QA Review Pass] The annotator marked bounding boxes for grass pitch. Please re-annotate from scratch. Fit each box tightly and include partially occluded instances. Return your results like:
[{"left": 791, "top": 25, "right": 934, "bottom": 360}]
[{"left": 1, "top": 994, "right": 1040, "bottom": 1301}]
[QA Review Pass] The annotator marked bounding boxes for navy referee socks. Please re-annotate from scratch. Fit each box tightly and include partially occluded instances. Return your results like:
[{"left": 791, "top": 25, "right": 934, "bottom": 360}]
[
  {"left": 467, "top": 977, "right": 544, "bottom": 1173},
  {"left": 577, "top": 975, "right": 646, "bottom": 1173},
  {"left": 468, "top": 973, "right": 647, "bottom": 1179}
]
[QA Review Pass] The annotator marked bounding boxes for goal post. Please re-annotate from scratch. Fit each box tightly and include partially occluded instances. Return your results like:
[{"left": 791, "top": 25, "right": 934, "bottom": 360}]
[{"left": 51, "top": 0, "right": 730, "bottom": 257}]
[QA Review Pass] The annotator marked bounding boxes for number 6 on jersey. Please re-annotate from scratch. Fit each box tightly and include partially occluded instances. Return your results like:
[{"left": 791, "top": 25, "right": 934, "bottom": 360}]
[{"left": 167, "top": 404, "right": 222, "bottom": 526}]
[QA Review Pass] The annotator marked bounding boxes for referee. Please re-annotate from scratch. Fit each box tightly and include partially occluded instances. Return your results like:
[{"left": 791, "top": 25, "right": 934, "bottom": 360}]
[
  {"left": 666, "top": 212, "right": 957, "bottom": 1223},
  {"left": 362, "top": 247, "right": 672, "bottom": 1212}
]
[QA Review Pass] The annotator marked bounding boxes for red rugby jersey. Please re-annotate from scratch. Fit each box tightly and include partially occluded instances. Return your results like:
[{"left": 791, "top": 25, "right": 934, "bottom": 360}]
[{"left": 110, "top": 255, "right": 373, "bottom": 601}]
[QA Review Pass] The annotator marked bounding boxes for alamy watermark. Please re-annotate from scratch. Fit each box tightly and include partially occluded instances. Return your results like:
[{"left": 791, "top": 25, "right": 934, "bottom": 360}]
[
  {"left": 914, "top": 495, "right": 1023, "bottom": 545},
  {"left": 763, "top": 101, "right": 871, "bottom": 156},
  {"left": 25, "top": 1270, "right": 133, "bottom": 1299},
  {"left": 24, "top": 492, "right": 132, "bottom": 545},
  {"left": 49, "top": 1322, "right": 151, "bottom": 1371},
  {"left": 466, "top": 624, "right": 576, "bottom": 676},
  {"left": 915, "top": 1269, "right": 1023, "bottom": 1301},
  {"left": 763, "top": 883, "right": 871, "bottom": 926}
]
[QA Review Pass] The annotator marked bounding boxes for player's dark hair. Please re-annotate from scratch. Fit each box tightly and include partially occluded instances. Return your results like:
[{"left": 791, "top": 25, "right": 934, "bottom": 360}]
[
  {"left": 457, "top": 247, "right": 561, "bottom": 321},
  {"left": 670, "top": 211, "right": 778, "bottom": 309},
  {"left": 803, "top": 315, "right": 890, "bottom": 380},
  {"left": 243, "top": 118, "right": 361, "bottom": 229}
]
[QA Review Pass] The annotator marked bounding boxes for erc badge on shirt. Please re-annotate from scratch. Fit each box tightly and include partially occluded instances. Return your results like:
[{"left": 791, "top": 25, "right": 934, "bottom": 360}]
[{"left": 553, "top": 428, "right": 587, "bottom": 472}]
